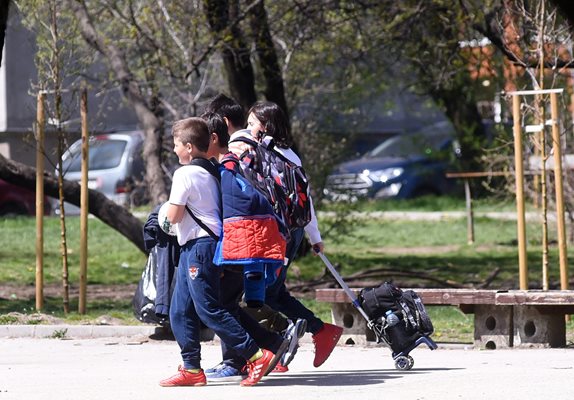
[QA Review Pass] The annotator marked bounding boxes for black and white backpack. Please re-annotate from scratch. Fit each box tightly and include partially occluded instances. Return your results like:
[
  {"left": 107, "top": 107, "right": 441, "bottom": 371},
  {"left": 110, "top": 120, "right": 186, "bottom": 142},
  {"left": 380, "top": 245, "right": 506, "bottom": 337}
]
[{"left": 230, "top": 136, "right": 312, "bottom": 237}]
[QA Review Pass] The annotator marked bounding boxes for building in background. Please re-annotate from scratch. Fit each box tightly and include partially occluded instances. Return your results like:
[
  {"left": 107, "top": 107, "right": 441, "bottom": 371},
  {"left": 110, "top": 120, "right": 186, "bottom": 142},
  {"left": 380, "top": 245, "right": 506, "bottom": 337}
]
[{"left": 0, "top": 10, "right": 138, "bottom": 169}]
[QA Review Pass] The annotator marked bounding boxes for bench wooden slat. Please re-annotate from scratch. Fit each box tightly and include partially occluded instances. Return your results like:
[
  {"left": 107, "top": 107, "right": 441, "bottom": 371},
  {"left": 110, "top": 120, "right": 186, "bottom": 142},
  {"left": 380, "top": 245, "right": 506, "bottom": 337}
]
[
  {"left": 416, "top": 289, "right": 497, "bottom": 305},
  {"left": 316, "top": 288, "right": 574, "bottom": 307},
  {"left": 315, "top": 288, "right": 361, "bottom": 303},
  {"left": 496, "top": 290, "right": 574, "bottom": 305},
  {"left": 315, "top": 288, "right": 499, "bottom": 305}
]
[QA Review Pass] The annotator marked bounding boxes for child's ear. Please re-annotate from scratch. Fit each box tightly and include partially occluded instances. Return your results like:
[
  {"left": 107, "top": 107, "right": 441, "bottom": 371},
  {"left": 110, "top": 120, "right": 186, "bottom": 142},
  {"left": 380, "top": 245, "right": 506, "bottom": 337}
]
[{"left": 211, "top": 132, "right": 219, "bottom": 143}]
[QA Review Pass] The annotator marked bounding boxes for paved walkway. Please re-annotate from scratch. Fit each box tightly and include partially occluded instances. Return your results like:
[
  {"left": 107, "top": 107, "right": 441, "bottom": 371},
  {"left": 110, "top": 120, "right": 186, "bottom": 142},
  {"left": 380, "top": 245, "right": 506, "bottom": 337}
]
[
  {"left": 1, "top": 332, "right": 573, "bottom": 400},
  {"left": 135, "top": 210, "right": 546, "bottom": 222},
  {"left": 318, "top": 210, "right": 546, "bottom": 222}
]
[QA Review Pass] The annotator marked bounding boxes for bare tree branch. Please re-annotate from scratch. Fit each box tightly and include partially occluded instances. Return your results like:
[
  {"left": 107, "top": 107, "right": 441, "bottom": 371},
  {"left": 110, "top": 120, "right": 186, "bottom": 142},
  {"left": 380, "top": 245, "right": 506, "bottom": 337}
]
[{"left": 66, "top": 0, "right": 168, "bottom": 204}]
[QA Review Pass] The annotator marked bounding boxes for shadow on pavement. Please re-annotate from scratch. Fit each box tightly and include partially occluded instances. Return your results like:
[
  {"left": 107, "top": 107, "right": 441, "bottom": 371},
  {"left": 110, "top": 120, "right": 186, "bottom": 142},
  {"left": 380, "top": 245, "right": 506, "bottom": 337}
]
[{"left": 209, "top": 368, "right": 463, "bottom": 387}]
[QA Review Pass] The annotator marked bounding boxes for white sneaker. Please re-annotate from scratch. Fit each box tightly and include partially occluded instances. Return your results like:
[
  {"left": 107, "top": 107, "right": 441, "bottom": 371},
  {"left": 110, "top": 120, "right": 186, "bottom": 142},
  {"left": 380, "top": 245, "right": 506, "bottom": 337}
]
[{"left": 281, "top": 318, "right": 307, "bottom": 366}]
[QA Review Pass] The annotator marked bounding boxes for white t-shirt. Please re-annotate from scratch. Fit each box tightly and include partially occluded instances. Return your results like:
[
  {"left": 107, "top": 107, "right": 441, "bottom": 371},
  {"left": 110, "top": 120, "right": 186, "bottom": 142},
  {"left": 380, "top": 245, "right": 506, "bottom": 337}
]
[
  {"left": 169, "top": 164, "right": 222, "bottom": 246},
  {"left": 262, "top": 137, "right": 322, "bottom": 245}
]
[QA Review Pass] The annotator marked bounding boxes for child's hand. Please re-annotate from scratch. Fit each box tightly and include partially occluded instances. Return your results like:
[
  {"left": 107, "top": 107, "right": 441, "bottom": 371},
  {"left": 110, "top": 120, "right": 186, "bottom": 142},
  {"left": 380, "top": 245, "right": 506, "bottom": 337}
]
[{"left": 312, "top": 242, "right": 324, "bottom": 255}]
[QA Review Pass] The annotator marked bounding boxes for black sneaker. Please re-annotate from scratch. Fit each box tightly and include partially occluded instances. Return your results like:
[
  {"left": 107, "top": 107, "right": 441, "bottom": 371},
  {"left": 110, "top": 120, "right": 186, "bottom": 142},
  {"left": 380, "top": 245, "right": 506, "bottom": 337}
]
[{"left": 264, "top": 338, "right": 289, "bottom": 376}]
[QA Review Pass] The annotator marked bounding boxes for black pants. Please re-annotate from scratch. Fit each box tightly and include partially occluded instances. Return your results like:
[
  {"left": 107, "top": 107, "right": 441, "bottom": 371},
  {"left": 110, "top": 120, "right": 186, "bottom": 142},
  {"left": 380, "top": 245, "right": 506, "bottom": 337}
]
[{"left": 218, "top": 267, "right": 285, "bottom": 369}]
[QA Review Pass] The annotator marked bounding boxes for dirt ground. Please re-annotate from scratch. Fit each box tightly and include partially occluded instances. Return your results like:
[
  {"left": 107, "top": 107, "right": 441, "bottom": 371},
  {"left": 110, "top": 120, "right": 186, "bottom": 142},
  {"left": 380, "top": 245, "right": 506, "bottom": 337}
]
[
  {"left": 0, "top": 283, "right": 137, "bottom": 301},
  {"left": 0, "top": 283, "right": 137, "bottom": 325}
]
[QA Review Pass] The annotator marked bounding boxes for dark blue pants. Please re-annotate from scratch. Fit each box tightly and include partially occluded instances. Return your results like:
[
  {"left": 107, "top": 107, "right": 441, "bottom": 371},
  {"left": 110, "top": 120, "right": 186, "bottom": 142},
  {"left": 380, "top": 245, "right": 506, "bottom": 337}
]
[
  {"left": 169, "top": 237, "right": 259, "bottom": 370},
  {"left": 218, "top": 267, "right": 285, "bottom": 370},
  {"left": 264, "top": 228, "right": 324, "bottom": 334}
]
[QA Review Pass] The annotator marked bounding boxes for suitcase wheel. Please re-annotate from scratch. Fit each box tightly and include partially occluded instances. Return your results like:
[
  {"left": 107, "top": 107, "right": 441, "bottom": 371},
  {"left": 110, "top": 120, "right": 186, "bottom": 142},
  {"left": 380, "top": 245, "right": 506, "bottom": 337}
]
[{"left": 394, "top": 355, "right": 414, "bottom": 371}]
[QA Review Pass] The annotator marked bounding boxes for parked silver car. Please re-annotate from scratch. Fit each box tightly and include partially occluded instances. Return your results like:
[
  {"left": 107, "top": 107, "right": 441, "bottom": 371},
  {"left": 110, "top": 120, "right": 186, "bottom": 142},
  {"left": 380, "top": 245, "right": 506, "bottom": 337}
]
[{"left": 56, "top": 131, "right": 145, "bottom": 213}]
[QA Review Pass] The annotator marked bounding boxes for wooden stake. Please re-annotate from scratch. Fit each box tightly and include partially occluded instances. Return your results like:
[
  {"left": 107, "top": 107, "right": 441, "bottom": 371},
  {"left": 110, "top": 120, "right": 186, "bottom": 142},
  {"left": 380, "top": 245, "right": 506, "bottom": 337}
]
[
  {"left": 464, "top": 179, "right": 474, "bottom": 245},
  {"left": 78, "top": 88, "right": 89, "bottom": 314},
  {"left": 35, "top": 92, "right": 45, "bottom": 311},
  {"left": 550, "top": 92, "right": 568, "bottom": 290},
  {"left": 512, "top": 95, "right": 528, "bottom": 290}
]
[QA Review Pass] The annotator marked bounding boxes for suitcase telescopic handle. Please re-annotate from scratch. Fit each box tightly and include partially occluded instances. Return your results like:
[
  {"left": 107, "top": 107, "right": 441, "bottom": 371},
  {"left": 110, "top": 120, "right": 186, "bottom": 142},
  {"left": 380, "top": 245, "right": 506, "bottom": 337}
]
[{"left": 316, "top": 251, "right": 371, "bottom": 322}]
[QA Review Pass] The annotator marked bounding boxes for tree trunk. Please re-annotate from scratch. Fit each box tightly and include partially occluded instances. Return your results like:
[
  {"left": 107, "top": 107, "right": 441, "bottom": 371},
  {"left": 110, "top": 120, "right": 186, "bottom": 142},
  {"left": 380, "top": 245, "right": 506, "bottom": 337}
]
[
  {"left": 67, "top": 0, "right": 168, "bottom": 205},
  {"left": 249, "top": 0, "right": 289, "bottom": 118},
  {"left": 204, "top": 0, "right": 257, "bottom": 110},
  {"left": 0, "top": 153, "right": 145, "bottom": 253},
  {"left": 430, "top": 85, "right": 486, "bottom": 171},
  {"left": 0, "top": 0, "right": 9, "bottom": 67}
]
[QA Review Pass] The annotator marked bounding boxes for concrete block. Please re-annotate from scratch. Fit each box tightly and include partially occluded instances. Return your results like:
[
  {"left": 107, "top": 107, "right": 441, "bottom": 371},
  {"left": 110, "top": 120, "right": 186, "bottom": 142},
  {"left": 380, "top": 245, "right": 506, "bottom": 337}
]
[
  {"left": 473, "top": 304, "right": 513, "bottom": 349},
  {"left": 330, "top": 303, "right": 373, "bottom": 345},
  {"left": 513, "top": 306, "right": 566, "bottom": 348}
]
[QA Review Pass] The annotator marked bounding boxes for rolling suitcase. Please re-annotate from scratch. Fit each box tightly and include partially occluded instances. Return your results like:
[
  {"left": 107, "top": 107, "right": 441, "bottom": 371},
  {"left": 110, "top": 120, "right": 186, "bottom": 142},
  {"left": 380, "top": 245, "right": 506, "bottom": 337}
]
[{"left": 317, "top": 251, "right": 437, "bottom": 370}]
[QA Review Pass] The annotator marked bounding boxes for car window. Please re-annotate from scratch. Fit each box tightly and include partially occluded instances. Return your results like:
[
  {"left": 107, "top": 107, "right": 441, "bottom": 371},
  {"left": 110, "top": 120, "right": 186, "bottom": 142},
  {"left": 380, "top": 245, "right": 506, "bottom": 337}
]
[
  {"left": 366, "top": 132, "right": 452, "bottom": 159},
  {"left": 63, "top": 139, "right": 128, "bottom": 172}
]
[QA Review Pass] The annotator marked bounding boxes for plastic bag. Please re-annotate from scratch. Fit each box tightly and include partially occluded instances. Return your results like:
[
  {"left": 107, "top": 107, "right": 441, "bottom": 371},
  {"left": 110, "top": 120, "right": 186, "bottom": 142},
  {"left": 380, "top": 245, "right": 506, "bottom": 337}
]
[{"left": 132, "top": 248, "right": 169, "bottom": 325}]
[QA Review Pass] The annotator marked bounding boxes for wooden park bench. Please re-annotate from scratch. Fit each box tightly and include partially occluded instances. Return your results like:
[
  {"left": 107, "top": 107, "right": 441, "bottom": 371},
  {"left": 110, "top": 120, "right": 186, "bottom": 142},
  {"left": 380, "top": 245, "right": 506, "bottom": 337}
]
[{"left": 316, "top": 288, "right": 574, "bottom": 349}]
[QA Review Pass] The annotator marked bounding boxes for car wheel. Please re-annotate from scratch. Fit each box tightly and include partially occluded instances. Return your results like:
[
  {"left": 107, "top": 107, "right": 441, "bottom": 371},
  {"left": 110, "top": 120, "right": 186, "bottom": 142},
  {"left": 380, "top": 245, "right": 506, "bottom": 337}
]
[
  {"left": 0, "top": 203, "right": 29, "bottom": 216},
  {"left": 411, "top": 187, "right": 440, "bottom": 198}
]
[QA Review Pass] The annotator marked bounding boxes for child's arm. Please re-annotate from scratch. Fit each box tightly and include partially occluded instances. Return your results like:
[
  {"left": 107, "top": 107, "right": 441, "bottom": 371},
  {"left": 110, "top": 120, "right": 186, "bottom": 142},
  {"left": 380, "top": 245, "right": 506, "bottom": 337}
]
[
  {"left": 166, "top": 166, "right": 193, "bottom": 224},
  {"left": 166, "top": 203, "right": 185, "bottom": 224}
]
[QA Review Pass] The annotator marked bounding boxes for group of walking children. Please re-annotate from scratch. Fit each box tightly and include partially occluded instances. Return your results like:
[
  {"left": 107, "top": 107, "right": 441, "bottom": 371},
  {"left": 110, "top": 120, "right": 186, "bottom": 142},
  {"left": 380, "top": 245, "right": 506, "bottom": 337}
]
[{"left": 157, "top": 94, "right": 343, "bottom": 387}]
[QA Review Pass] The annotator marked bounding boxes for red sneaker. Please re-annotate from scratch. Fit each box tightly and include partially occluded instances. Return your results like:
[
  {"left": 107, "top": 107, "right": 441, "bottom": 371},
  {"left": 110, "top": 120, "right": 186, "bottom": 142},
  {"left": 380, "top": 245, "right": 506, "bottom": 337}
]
[
  {"left": 240, "top": 349, "right": 274, "bottom": 387},
  {"left": 159, "top": 366, "right": 207, "bottom": 387},
  {"left": 272, "top": 362, "right": 289, "bottom": 373},
  {"left": 312, "top": 323, "right": 343, "bottom": 367}
]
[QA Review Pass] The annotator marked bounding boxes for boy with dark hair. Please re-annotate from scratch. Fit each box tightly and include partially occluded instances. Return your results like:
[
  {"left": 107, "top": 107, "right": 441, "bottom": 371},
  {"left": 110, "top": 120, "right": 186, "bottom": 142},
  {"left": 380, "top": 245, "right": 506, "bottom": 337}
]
[
  {"left": 160, "top": 117, "right": 274, "bottom": 387},
  {"left": 202, "top": 95, "right": 307, "bottom": 378},
  {"left": 204, "top": 93, "right": 254, "bottom": 156},
  {"left": 204, "top": 93, "right": 246, "bottom": 129},
  {"left": 199, "top": 111, "right": 292, "bottom": 381}
]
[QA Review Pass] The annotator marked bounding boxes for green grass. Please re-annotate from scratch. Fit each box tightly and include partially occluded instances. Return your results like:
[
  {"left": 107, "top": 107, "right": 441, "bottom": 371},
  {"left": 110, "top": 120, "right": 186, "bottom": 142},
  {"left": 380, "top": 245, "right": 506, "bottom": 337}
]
[
  {"left": 0, "top": 216, "right": 146, "bottom": 285},
  {"left": 1, "top": 198, "right": 573, "bottom": 342},
  {"left": 325, "top": 194, "right": 523, "bottom": 213},
  {"left": 292, "top": 216, "right": 568, "bottom": 289},
  {"left": 0, "top": 215, "right": 144, "bottom": 325}
]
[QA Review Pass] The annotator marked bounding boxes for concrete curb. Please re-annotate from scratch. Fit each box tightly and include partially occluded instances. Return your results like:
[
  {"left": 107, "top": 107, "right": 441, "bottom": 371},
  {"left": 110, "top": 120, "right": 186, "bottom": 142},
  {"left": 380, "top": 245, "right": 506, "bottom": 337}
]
[
  {"left": 0, "top": 324, "right": 161, "bottom": 339},
  {"left": 0, "top": 324, "right": 470, "bottom": 351}
]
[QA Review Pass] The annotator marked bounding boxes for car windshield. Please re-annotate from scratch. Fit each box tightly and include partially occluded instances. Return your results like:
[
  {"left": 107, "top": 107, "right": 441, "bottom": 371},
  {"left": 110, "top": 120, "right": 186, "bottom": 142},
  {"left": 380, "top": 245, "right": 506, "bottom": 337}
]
[
  {"left": 365, "top": 132, "right": 452, "bottom": 159},
  {"left": 63, "top": 139, "right": 127, "bottom": 172}
]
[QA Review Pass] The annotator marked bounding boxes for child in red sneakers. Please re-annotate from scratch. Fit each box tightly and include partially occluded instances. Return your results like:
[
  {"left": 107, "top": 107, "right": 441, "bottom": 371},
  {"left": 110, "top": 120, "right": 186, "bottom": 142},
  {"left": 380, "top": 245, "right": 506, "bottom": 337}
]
[
  {"left": 245, "top": 101, "right": 344, "bottom": 368},
  {"left": 159, "top": 117, "right": 274, "bottom": 387}
]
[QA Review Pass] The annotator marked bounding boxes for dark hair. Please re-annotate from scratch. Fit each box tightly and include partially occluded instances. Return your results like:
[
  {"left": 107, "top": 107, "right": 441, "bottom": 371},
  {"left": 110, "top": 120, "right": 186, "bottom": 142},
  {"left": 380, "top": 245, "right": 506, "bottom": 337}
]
[
  {"left": 171, "top": 117, "right": 210, "bottom": 152},
  {"left": 200, "top": 111, "right": 230, "bottom": 147},
  {"left": 247, "top": 101, "right": 292, "bottom": 148},
  {"left": 204, "top": 93, "right": 246, "bottom": 129}
]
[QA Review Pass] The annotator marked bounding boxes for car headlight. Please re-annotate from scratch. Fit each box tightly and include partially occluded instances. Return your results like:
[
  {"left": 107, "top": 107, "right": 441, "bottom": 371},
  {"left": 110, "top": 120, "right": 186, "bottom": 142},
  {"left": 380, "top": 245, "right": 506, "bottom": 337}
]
[{"left": 361, "top": 167, "right": 404, "bottom": 183}]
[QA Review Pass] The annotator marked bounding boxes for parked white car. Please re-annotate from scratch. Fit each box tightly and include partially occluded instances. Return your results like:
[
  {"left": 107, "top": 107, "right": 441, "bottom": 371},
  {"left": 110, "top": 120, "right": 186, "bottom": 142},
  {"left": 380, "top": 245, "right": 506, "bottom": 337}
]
[{"left": 56, "top": 130, "right": 146, "bottom": 214}]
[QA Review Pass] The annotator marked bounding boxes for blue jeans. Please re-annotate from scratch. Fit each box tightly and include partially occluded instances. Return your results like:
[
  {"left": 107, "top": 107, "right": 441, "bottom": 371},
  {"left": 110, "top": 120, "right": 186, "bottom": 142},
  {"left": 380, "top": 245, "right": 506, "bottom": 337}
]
[
  {"left": 264, "top": 228, "right": 324, "bottom": 334},
  {"left": 169, "top": 237, "right": 259, "bottom": 370}
]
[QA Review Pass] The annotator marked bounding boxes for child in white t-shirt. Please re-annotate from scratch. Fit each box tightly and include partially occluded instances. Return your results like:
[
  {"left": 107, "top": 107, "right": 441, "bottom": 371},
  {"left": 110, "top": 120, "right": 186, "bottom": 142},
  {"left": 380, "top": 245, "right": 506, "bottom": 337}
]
[{"left": 159, "top": 117, "right": 274, "bottom": 387}]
